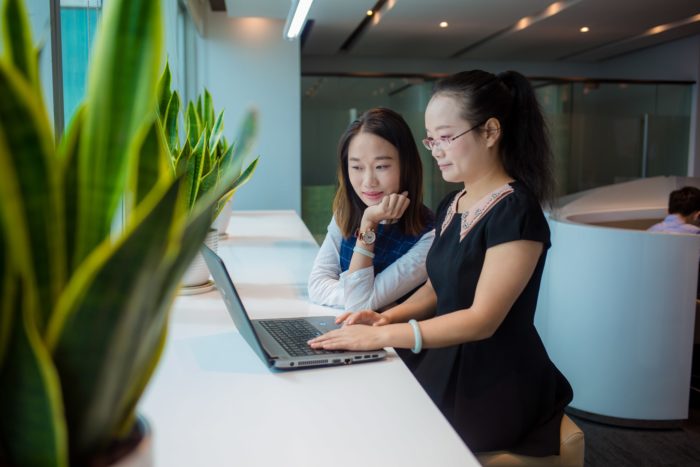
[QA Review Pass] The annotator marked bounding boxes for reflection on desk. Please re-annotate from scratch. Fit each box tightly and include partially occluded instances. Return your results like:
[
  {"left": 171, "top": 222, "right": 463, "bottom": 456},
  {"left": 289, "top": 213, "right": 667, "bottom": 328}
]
[{"left": 140, "top": 210, "right": 479, "bottom": 467}]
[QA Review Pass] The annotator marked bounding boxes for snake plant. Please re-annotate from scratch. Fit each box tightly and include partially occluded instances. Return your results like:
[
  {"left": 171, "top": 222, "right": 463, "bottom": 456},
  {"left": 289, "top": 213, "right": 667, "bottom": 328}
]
[
  {"left": 0, "top": 0, "right": 256, "bottom": 465},
  {"left": 156, "top": 64, "right": 259, "bottom": 220}
]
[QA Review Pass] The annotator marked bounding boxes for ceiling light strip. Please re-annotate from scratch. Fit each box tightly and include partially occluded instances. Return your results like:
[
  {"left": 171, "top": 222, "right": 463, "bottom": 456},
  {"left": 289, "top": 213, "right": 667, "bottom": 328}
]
[
  {"left": 285, "top": 0, "right": 315, "bottom": 41},
  {"left": 339, "top": 0, "right": 389, "bottom": 54},
  {"left": 451, "top": 0, "right": 582, "bottom": 58},
  {"left": 557, "top": 13, "right": 700, "bottom": 61}
]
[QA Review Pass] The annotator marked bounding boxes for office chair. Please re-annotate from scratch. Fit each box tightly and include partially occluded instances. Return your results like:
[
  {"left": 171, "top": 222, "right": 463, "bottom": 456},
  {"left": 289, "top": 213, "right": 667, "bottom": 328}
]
[{"left": 476, "top": 414, "right": 584, "bottom": 467}]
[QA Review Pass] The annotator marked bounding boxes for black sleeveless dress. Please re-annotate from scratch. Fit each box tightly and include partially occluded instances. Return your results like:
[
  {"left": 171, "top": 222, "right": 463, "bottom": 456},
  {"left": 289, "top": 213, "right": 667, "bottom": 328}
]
[{"left": 412, "top": 181, "right": 573, "bottom": 456}]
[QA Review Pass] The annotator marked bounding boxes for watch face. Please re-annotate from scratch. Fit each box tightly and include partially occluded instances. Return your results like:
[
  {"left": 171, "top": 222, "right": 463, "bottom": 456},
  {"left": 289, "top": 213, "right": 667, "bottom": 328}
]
[{"left": 362, "top": 229, "right": 376, "bottom": 245}]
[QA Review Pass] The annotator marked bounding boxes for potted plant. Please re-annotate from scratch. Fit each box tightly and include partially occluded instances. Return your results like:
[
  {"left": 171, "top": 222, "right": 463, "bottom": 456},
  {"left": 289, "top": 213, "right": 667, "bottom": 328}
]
[
  {"left": 156, "top": 65, "right": 259, "bottom": 289},
  {"left": 0, "top": 0, "right": 255, "bottom": 465}
]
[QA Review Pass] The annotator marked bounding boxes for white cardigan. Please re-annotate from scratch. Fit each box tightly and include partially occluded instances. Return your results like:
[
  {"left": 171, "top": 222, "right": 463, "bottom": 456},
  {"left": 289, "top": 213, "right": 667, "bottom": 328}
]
[{"left": 307, "top": 216, "right": 435, "bottom": 313}]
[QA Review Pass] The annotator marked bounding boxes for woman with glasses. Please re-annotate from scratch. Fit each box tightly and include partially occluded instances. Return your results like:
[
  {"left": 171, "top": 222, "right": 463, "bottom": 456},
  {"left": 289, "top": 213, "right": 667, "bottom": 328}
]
[
  {"left": 307, "top": 107, "right": 435, "bottom": 313},
  {"left": 310, "top": 71, "right": 573, "bottom": 457}
]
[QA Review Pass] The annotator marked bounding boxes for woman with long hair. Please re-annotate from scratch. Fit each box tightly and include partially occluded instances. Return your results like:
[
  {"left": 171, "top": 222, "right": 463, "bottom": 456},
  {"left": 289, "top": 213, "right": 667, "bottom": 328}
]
[
  {"left": 310, "top": 71, "right": 573, "bottom": 457},
  {"left": 308, "top": 107, "right": 435, "bottom": 312}
]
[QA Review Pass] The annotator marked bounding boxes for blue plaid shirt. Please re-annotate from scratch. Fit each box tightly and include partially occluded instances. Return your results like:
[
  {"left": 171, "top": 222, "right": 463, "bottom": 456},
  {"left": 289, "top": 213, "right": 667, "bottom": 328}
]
[{"left": 340, "top": 210, "right": 435, "bottom": 275}]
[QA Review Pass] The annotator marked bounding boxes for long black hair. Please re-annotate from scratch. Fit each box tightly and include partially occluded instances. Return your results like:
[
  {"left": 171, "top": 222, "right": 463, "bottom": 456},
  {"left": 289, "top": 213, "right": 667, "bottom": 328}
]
[
  {"left": 332, "top": 107, "right": 428, "bottom": 237},
  {"left": 432, "top": 70, "right": 554, "bottom": 204}
]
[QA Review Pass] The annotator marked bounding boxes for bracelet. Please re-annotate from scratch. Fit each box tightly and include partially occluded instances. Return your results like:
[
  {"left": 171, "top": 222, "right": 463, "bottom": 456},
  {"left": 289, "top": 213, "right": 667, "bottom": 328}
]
[
  {"left": 353, "top": 245, "right": 375, "bottom": 259},
  {"left": 408, "top": 319, "right": 422, "bottom": 354}
]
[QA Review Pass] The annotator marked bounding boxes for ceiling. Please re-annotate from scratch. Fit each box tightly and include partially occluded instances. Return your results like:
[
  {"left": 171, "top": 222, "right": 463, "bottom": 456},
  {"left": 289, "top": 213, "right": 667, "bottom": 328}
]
[{"left": 223, "top": 0, "right": 700, "bottom": 63}]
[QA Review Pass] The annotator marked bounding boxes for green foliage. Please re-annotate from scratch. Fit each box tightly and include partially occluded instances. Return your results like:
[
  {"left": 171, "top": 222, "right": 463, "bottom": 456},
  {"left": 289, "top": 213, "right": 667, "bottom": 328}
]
[
  {"left": 0, "top": 0, "right": 260, "bottom": 465},
  {"left": 157, "top": 63, "right": 259, "bottom": 220}
]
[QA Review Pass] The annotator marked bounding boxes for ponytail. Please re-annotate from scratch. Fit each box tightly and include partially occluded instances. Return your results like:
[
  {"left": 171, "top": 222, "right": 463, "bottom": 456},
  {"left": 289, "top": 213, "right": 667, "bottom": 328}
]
[{"left": 497, "top": 71, "right": 554, "bottom": 205}]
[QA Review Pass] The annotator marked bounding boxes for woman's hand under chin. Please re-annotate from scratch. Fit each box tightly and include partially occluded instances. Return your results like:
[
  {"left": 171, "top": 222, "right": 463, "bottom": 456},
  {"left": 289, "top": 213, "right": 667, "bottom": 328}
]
[{"left": 363, "top": 191, "right": 411, "bottom": 224}]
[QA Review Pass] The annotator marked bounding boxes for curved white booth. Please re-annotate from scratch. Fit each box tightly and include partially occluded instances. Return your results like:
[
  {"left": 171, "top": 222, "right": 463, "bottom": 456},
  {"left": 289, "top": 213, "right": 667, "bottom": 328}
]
[{"left": 536, "top": 176, "right": 700, "bottom": 425}]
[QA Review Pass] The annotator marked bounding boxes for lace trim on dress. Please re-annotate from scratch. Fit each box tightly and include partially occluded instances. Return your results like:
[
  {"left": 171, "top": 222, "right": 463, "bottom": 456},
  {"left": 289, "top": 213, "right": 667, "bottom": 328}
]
[{"left": 440, "top": 184, "right": 515, "bottom": 242}]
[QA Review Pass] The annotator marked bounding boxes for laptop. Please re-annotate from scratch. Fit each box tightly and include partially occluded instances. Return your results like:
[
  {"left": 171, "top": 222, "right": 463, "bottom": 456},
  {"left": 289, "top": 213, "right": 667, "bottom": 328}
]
[{"left": 201, "top": 245, "right": 387, "bottom": 370}]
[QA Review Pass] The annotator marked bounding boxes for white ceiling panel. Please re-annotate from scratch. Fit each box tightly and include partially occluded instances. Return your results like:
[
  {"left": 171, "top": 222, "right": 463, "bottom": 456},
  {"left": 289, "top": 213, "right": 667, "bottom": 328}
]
[
  {"left": 302, "top": 0, "right": 379, "bottom": 54},
  {"left": 302, "top": 0, "right": 700, "bottom": 61},
  {"left": 460, "top": 0, "right": 700, "bottom": 61},
  {"left": 220, "top": 0, "right": 700, "bottom": 63}
]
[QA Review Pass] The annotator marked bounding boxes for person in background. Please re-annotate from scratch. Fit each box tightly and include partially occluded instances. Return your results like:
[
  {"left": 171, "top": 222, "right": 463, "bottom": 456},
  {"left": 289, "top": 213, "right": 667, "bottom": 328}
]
[
  {"left": 310, "top": 70, "right": 573, "bottom": 457},
  {"left": 648, "top": 186, "right": 700, "bottom": 235},
  {"left": 307, "top": 107, "right": 435, "bottom": 313}
]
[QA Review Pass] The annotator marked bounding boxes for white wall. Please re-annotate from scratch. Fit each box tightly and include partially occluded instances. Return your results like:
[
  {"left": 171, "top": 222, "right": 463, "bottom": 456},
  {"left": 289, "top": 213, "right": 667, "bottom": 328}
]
[{"left": 192, "top": 10, "right": 301, "bottom": 212}]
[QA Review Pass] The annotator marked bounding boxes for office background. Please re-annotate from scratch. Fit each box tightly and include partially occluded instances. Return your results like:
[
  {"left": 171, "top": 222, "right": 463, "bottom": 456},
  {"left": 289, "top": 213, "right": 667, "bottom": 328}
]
[{"left": 7, "top": 0, "right": 700, "bottom": 224}]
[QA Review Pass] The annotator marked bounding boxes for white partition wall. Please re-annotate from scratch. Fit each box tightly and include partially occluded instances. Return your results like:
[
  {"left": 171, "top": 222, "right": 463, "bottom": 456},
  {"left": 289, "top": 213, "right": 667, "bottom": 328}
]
[{"left": 536, "top": 176, "right": 700, "bottom": 424}]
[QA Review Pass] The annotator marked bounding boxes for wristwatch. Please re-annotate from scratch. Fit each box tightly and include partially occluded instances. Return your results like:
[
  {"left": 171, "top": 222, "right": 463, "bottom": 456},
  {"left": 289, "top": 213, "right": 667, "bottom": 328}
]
[{"left": 357, "top": 227, "right": 376, "bottom": 245}]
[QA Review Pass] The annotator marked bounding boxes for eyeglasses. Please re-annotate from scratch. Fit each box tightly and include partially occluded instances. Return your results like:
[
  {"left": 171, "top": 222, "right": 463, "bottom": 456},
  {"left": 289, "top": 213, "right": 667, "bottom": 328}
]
[{"left": 422, "top": 120, "right": 486, "bottom": 151}]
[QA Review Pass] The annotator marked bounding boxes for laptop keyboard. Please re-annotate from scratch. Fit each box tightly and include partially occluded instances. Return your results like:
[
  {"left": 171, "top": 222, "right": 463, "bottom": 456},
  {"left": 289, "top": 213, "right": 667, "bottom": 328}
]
[{"left": 259, "top": 319, "right": 340, "bottom": 356}]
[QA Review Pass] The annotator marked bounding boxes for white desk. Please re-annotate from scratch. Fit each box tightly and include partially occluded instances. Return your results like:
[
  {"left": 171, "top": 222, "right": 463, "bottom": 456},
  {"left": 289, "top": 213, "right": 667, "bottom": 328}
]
[{"left": 140, "top": 210, "right": 479, "bottom": 467}]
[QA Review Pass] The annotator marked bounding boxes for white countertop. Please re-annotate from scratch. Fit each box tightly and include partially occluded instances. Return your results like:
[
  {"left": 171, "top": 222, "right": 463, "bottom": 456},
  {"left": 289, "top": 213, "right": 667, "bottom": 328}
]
[{"left": 140, "top": 210, "right": 479, "bottom": 467}]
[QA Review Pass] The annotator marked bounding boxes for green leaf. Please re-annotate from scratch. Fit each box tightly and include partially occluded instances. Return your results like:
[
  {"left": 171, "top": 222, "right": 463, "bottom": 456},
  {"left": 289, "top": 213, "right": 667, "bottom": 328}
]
[
  {"left": 46, "top": 176, "right": 184, "bottom": 462},
  {"left": 209, "top": 109, "right": 225, "bottom": 154},
  {"left": 0, "top": 61, "right": 64, "bottom": 331},
  {"left": 114, "top": 311, "right": 169, "bottom": 438},
  {"left": 212, "top": 156, "right": 259, "bottom": 219},
  {"left": 174, "top": 138, "right": 191, "bottom": 176},
  {"left": 185, "top": 132, "right": 207, "bottom": 209},
  {"left": 57, "top": 106, "right": 84, "bottom": 276},
  {"left": 226, "top": 157, "right": 259, "bottom": 198},
  {"left": 185, "top": 101, "right": 200, "bottom": 145},
  {"left": 203, "top": 89, "right": 214, "bottom": 130},
  {"left": 129, "top": 118, "right": 171, "bottom": 211},
  {"left": 198, "top": 162, "right": 219, "bottom": 209},
  {"left": 233, "top": 109, "right": 258, "bottom": 158},
  {"left": 0, "top": 277, "right": 68, "bottom": 467},
  {"left": 0, "top": 219, "right": 12, "bottom": 370},
  {"left": 196, "top": 93, "right": 204, "bottom": 123},
  {"left": 227, "top": 109, "right": 258, "bottom": 180},
  {"left": 74, "top": 0, "right": 164, "bottom": 268},
  {"left": 164, "top": 91, "right": 180, "bottom": 154},
  {"left": 217, "top": 142, "right": 235, "bottom": 177},
  {"left": 2, "top": 0, "right": 39, "bottom": 89},
  {"left": 156, "top": 62, "right": 171, "bottom": 121},
  {"left": 201, "top": 151, "right": 211, "bottom": 184},
  {"left": 114, "top": 179, "right": 222, "bottom": 439}
]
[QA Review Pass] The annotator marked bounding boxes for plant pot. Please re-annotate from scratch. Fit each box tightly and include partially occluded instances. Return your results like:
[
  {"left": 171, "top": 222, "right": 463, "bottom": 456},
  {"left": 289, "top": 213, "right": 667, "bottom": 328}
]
[
  {"left": 180, "top": 229, "right": 218, "bottom": 294},
  {"left": 86, "top": 415, "right": 152, "bottom": 467},
  {"left": 212, "top": 197, "right": 234, "bottom": 237}
]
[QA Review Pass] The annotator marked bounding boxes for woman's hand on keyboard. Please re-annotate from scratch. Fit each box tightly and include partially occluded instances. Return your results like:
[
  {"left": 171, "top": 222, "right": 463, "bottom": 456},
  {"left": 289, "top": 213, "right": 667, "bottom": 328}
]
[
  {"left": 308, "top": 324, "right": 385, "bottom": 351},
  {"left": 336, "top": 310, "right": 390, "bottom": 327}
]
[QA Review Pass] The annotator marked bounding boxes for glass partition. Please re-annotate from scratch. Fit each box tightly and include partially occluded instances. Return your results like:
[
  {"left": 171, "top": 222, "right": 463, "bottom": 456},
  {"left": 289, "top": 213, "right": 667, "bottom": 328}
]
[
  {"left": 61, "top": 0, "right": 102, "bottom": 125},
  {"left": 302, "top": 75, "right": 693, "bottom": 241}
]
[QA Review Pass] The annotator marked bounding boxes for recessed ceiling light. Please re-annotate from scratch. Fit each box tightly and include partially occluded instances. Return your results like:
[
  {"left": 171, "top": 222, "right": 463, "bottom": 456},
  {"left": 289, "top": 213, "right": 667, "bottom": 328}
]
[
  {"left": 440, "top": 21, "right": 448, "bottom": 28},
  {"left": 580, "top": 26, "right": 589, "bottom": 32},
  {"left": 367, "top": 10, "right": 373, "bottom": 16}
]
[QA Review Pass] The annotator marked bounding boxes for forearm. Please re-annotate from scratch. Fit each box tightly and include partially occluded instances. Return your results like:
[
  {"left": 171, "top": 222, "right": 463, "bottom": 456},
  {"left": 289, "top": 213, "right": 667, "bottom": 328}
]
[
  {"left": 307, "top": 219, "right": 345, "bottom": 307},
  {"left": 347, "top": 217, "right": 377, "bottom": 273},
  {"left": 381, "top": 281, "right": 437, "bottom": 323},
  {"left": 344, "top": 231, "right": 433, "bottom": 312},
  {"left": 379, "top": 308, "right": 492, "bottom": 350},
  {"left": 308, "top": 275, "right": 344, "bottom": 307},
  {"left": 380, "top": 240, "right": 544, "bottom": 349}
]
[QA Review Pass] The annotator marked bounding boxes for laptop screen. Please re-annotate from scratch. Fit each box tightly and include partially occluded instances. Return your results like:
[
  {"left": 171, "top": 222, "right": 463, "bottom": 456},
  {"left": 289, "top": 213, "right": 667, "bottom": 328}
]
[{"left": 201, "top": 245, "right": 272, "bottom": 367}]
